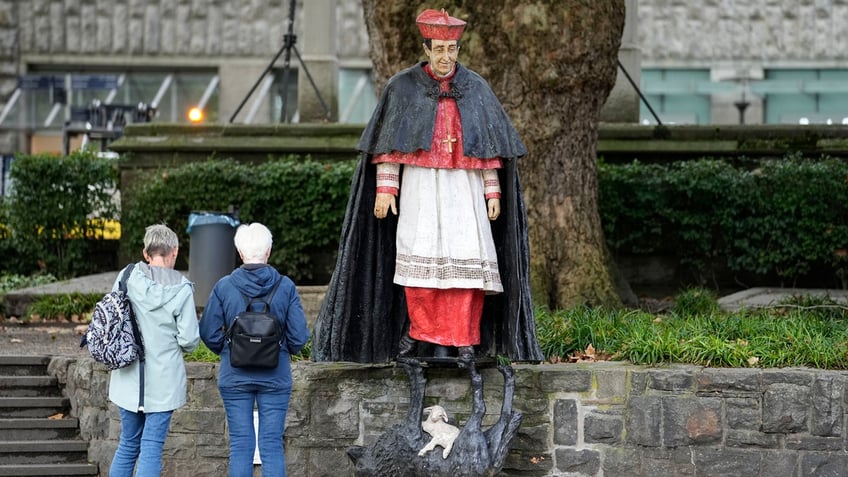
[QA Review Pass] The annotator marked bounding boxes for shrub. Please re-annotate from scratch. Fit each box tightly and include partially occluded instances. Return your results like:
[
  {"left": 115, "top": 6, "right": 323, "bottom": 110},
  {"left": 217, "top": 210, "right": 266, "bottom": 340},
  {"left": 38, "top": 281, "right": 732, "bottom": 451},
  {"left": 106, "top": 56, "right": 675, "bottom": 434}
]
[
  {"left": 122, "top": 157, "right": 356, "bottom": 283},
  {"left": 4, "top": 149, "right": 118, "bottom": 278},
  {"left": 599, "top": 154, "right": 848, "bottom": 287},
  {"left": 24, "top": 292, "right": 101, "bottom": 322}
]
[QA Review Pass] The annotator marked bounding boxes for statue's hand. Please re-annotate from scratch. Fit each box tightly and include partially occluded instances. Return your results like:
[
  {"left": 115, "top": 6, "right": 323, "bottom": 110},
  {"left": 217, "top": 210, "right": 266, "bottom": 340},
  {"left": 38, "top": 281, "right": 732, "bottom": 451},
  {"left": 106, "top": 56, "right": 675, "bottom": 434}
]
[
  {"left": 488, "top": 198, "right": 500, "bottom": 220},
  {"left": 375, "top": 193, "right": 397, "bottom": 219}
]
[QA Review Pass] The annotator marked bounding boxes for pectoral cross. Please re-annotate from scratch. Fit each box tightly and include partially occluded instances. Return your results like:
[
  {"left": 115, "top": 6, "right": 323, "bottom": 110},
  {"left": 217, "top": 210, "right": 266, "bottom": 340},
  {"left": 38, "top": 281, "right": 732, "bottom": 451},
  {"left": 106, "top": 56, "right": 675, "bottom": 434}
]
[{"left": 442, "top": 133, "right": 457, "bottom": 153}]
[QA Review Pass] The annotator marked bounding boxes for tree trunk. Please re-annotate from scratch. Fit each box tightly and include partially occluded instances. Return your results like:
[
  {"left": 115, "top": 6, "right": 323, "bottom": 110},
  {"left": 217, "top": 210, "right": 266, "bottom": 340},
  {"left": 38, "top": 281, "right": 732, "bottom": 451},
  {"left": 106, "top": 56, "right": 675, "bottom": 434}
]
[{"left": 360, "top": 0, "right": 636, "bottom": 309}]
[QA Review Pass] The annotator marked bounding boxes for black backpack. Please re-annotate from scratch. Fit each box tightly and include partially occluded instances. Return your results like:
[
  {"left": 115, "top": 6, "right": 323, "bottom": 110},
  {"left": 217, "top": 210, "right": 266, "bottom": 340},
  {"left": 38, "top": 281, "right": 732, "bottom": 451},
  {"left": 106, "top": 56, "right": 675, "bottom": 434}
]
[{"left": 225, "top": 280, "right": 284, "bottom": 369}]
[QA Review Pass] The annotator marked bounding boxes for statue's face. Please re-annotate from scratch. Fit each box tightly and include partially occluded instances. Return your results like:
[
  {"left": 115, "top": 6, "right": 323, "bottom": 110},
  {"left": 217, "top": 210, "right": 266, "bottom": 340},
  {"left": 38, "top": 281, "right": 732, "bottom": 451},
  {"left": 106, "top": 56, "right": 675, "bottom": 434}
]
[{"left": 424, "top": 39, "right": 459, "bottom": 77}]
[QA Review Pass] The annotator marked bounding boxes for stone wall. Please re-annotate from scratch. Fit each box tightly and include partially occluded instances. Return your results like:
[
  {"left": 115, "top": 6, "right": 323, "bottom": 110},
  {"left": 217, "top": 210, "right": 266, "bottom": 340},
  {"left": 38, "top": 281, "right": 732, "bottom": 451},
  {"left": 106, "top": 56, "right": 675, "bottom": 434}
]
[
  {"left": 48, "top": 356, "right": 848, "bottom": 477},
  {"left": 637, "top": 0, "right": 848, "bottom": 64}
]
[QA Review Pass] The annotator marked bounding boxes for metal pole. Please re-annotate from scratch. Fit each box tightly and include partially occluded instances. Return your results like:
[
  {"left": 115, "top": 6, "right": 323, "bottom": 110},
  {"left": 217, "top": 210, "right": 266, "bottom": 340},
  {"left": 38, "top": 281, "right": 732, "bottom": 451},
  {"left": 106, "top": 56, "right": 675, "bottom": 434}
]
[{"left": 617, "top": 59, "right": 662, "bottom": 126}]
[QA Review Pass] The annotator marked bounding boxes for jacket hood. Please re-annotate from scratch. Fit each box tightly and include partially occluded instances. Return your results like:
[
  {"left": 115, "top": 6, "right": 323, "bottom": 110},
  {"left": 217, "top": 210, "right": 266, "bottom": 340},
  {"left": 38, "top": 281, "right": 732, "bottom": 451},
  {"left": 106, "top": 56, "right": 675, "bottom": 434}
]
[
  {"left": 228, "top": 264, "right": 280, "bottom": 299},
  {"left": 126, "top": 262, "right": 194, "bottom": 314}
]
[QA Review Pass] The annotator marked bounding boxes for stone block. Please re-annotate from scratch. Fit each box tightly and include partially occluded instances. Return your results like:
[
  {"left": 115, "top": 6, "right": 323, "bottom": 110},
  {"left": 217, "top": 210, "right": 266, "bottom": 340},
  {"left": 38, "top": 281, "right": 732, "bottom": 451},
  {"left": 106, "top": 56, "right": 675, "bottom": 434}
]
[
  {"left": 308, "top": 448, "right": 354, "bottom": 477},
  {"left": 785, "top": 435, "right": 844, "bottom": 452},
  {"left": 662, "top": 396, "right": 722, "bottom": 446},
  {"left": 759, "top": 451, "right": 799, "bottom": 475},
  {"left": 162, "top": 433, "right": 196, "bottom": 459},
  {"left": 725, "top": 429, "right": 780, "bottom": 449},
  {"left": 360, "top": 400, "right": 405, "bottom": 445},
  {"left": 509, "top": 423, "right": 548, "bottom": 452},
  {"left": 171, "top": 408, "right": 226, "bottom": 434},
  {"left": 186, "top": 379, "right": 222, "bottom": 409},
  {"left": 584, "top": 408, "right": 623, "bottom": 444},
  {"left": 761, "top": 369, "right": 814, "bottom": 387},
  {"left": 811, "top": 376, "right": 842, "bottom": 437},
  {"left": 501, "top": 450, "right": 553, "bottom": 476},
  {"left": 629, "top": 370, "right": 649, "bottom": 396},
  {"left": 309, "top": 391, "right": 359, "bottom": 440},
  {"left": 536, "top": 366, "right": 592, "bottom": 393},
  {"left": 762, "top": 383, "right": 809, "bottom": 433},
  {"left": 594, "top": 367, "right": 628, "bottom": 402},
  {"left": 553, "top": 399, "right": 577, "bottom": 445},
  {"left": 599, "top": 447, "right": 642, "bottom": 477},
  {"left": 697, "top": 368, "right": 761, "bottom": 394},
  {"left": 640, "top": 448, "right": 695, "bottom": 477},
  {"left": 554, "top": 448, "right": 600, "bottom": 475},
  {"left": 186, "top": 362, "right": 216, "bottom": 380},
  {"left": 625, "top": 395, "right": 662, "bottom": 447},
  {"left": 725, "top": 397, "right": 761, "bottom": 430},
  {"left": 800, "top": 453, "right": 848, "bottom": 476},
  {"left": 425, "top": 374, "right": 472, "bottom": 401},
  {"left": 648, "top": 367, "right": 695, "bottom": 392},
  {"left": 165, "top": 459, "right": 227, "bottom": 477},
  {"left": 691, "top": 448, "right": 762, "bottom": 476}
]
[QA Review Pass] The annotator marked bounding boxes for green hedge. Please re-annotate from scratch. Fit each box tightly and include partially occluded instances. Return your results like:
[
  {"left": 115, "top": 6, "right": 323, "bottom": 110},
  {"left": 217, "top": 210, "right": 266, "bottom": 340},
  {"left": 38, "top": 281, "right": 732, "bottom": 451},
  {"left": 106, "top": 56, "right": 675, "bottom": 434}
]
[
  {"left": 598, "top": 154, "right": 848, "bottom": 287},
  {"left": 122, "top": 157, "right": 356, "bottom": 284},
  {"left": 4, "top": 151, "right": 847, "bottom": 289},
  {"left": 1, "top": 149, "right": 118, "bottom": 278}
]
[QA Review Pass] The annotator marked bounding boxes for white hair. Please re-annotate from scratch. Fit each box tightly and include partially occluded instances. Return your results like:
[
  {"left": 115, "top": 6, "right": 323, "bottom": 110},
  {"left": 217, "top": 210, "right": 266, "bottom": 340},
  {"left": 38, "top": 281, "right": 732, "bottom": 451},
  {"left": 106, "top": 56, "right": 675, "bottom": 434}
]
[{"left": 234, "top": 223, "right": 273, "bottom": 264}]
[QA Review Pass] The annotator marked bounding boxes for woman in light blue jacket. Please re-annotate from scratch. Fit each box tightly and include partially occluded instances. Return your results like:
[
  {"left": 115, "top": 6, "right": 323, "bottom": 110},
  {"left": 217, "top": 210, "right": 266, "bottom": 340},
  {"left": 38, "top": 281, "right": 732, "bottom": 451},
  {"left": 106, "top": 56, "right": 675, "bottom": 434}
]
[{"left": 108, "top": 224, "right": 200, "bottom": 477}]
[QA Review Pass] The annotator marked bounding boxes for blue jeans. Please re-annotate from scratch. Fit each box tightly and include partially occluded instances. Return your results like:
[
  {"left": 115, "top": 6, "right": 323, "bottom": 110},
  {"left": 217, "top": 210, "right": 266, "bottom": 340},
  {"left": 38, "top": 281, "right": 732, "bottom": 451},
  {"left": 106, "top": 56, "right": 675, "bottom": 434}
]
[
  {"left": 109, "top": 407, "right": 174, "bottom": 477},
  {"left": 219, "top": 384, "right": 291, "bottom": 477}
]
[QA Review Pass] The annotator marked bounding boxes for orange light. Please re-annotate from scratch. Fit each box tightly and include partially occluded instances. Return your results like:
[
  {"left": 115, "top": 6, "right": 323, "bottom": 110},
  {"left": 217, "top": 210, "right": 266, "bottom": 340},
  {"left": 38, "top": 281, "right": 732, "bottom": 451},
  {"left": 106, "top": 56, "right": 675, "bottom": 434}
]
[{"left": 188, "top": 107, "right": 204, "bottom": 123}]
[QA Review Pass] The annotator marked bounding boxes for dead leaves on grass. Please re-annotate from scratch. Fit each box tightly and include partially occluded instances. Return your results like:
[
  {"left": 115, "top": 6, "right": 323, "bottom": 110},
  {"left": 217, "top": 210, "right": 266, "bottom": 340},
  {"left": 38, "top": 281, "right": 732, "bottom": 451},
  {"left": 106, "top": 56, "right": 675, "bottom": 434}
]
[{"left": 548, "top": 344, "right": 613, "bottom": 364}]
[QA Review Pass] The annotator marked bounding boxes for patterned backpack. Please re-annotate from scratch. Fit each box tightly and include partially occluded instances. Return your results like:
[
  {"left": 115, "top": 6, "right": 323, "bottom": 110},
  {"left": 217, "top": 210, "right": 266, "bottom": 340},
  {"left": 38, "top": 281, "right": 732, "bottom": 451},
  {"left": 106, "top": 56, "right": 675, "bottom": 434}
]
[{"left": 82, "top": 264, "right": 144, "bottom": 370}]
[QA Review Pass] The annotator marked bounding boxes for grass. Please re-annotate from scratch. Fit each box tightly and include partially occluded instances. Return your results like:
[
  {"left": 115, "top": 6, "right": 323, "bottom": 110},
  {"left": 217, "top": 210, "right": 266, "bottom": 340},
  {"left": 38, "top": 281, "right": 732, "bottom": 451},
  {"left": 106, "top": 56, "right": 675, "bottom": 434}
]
[
  {"left": 6, "top": 274, "right": 848, "bottom": 370},
  {"left": 537, "top": 290, "right": 848, "bottom": 369}
]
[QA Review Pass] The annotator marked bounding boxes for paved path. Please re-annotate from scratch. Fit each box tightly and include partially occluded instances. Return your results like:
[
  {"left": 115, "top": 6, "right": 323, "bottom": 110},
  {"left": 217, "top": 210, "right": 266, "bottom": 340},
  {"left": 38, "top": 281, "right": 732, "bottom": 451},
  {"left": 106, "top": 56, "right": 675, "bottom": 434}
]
[
  {"left": 717, "top": 287, "right": 848, "bottom": 311},
  {"left": 0, "top": 323, "right": 86, "bottom": 357}
]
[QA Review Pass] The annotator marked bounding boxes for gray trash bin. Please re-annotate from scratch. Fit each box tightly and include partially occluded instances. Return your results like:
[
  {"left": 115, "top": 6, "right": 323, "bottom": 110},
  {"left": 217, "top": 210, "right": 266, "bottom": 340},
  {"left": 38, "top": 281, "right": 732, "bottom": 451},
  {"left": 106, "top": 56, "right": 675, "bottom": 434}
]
[{"left": 187, "top": 211, "right": 240, "bottom": 308}]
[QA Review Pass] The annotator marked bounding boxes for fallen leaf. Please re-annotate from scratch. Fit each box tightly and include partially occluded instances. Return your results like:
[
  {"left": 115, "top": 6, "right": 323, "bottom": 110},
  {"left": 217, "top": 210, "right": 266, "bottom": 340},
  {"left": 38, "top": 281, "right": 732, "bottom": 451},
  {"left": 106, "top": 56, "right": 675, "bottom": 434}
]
[{"left": 48, "top": 413, "right": 64, "bottom": 420}]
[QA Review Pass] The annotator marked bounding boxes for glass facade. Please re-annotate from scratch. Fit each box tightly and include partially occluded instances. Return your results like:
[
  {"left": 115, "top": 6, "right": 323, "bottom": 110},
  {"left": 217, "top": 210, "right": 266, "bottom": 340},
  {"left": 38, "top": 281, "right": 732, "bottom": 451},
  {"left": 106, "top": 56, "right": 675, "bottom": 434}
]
[{"left": 640, "top": 69, "right": 712, "bottom": 125}]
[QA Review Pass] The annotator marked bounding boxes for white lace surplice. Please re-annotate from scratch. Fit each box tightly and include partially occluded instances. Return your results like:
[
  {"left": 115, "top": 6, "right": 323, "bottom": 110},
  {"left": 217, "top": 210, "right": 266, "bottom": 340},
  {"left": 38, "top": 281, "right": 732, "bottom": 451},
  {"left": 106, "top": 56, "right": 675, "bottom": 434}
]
[{"left": 393, "top": 165, "right": 503, "bottom": 294}]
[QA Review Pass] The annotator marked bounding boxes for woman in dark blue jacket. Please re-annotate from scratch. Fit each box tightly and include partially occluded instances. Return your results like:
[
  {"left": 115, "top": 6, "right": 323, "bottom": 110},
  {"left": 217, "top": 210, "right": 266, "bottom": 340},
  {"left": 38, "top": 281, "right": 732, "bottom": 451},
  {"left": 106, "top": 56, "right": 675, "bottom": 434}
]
[{"left": 200, "top": 222, "right": 310, "bottom": 477}]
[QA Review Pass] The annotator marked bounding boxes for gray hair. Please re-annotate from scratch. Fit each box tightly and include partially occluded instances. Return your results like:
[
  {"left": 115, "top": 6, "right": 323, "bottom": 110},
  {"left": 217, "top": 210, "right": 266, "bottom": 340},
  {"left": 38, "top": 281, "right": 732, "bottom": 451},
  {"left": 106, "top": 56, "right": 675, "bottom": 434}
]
[
  {"left": 234, "top": 223, "right": 273, "bottom": 264},
  {"left": 143, "top": 224, "right": 179, "bottom": 258}
]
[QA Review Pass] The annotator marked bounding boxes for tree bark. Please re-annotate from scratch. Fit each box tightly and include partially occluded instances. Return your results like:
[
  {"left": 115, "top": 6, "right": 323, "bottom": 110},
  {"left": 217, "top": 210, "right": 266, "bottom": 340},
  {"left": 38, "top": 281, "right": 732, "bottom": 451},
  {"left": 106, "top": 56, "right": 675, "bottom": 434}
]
[{"left": 360, "top": 0, "right": 636, "bottom": 309}]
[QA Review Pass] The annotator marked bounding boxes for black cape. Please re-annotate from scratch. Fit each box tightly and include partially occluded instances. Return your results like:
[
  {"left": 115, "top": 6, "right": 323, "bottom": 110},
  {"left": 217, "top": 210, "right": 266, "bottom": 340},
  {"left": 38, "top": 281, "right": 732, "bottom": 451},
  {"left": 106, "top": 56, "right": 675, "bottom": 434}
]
[{"left": 312, "top": 62, "right": 543, "bottom": 363}]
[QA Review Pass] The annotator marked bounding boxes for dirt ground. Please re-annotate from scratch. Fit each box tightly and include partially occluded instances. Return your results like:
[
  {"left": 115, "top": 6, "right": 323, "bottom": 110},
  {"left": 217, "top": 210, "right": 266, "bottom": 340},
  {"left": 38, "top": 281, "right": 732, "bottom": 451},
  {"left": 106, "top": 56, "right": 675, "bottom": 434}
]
[{"left": 0, "top": 322, "right": 88, "bottom": 357}]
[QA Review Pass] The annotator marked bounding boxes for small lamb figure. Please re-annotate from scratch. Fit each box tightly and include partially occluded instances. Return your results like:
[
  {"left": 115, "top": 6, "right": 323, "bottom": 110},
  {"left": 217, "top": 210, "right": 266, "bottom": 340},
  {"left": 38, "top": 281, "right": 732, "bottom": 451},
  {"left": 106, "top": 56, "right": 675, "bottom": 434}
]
[{"left": 418, "top": 405, "right": 461, "bottom": 459}]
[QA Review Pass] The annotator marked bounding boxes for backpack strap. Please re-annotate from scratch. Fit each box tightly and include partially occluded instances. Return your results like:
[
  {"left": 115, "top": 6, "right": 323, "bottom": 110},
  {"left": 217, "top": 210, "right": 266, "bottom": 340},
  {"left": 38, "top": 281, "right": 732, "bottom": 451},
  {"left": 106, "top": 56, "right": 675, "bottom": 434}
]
[
  {"left": 121, "top": 263, "right": 146, "bottom": 412},
  {"left": 246, "top": 278, "right": 283, "bottom": 312}
]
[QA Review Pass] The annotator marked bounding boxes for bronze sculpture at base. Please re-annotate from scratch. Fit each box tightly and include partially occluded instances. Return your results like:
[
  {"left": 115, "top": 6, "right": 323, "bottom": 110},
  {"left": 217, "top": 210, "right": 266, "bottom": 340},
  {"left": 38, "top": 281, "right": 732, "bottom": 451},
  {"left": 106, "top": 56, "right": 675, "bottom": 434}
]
[{"left": 347, "top": 360, "right": 520, "bottom": 477}]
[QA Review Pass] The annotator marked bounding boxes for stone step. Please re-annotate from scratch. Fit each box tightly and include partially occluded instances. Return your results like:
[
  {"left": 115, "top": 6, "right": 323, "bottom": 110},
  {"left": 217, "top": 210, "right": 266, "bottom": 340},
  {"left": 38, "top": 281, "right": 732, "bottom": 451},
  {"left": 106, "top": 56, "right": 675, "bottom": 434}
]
[
  {"left": 0, "top": 418, "right": 81, "bottom": 441},
  {"left": 0, "top": 376, "right": 61, "bottom": 397},
  {"left": 0, "top": 463, "right": 98, "bottom": 476},
  {"left": 0, "top": 398, "right": 69, "bottom": 419},
  {"left": 0, "top": 357, "right": 50, "bottom": 377},
  {"left": 0, "top": 440, "right": 89, "bottom": 465}
]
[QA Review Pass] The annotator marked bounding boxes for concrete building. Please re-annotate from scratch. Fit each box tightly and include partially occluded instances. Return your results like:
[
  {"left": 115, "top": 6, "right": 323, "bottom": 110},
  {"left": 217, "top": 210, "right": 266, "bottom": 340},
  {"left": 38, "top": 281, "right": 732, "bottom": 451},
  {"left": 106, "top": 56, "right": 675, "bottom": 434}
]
[
  {"left": 0, "top": 0, "right": 845, "bottom": 160},
  {"left": 638, "top": 0, "right": 848, "bottom": 126}
]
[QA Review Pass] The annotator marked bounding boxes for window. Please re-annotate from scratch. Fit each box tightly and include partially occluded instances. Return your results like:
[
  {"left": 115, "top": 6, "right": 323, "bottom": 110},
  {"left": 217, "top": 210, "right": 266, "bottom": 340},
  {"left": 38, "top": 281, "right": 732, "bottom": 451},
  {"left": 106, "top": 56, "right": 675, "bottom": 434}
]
[
  {"left": 1, "top": 69, "right": 220, "bottom": 154},
  {"left": 640, "top": 69, "right": 712, "bottom": 125},
  {"left": 338, "top": 68, "right": 377, "bottom": 123},
  {"left": 757, "top": 69, "right": 848, "bottom": 125}
]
